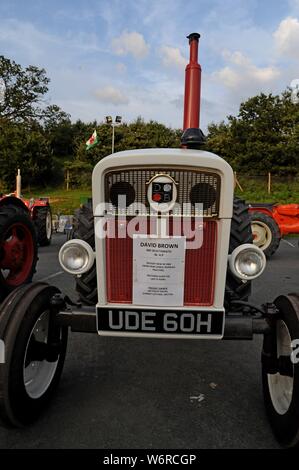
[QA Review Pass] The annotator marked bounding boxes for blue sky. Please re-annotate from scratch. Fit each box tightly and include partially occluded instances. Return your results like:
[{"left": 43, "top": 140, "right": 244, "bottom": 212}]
[{"left": 0, "top": 0, "right": 298, "bottom": 130}]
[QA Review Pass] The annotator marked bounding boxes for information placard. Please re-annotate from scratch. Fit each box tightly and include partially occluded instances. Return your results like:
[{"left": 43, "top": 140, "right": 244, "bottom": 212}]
[{"left": 133, "top": 236, "right": 186, "bottom": 306}]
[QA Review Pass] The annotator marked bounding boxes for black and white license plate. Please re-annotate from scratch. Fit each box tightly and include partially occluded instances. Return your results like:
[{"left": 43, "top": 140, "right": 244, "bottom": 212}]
[{"left": 97, "top": 308, "right": 224, "bottom": 337}]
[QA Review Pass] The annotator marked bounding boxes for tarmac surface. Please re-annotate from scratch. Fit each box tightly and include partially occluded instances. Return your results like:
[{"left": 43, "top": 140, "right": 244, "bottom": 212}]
[{"left": 0, "top": 233, "right": 298, "bottom": 449}]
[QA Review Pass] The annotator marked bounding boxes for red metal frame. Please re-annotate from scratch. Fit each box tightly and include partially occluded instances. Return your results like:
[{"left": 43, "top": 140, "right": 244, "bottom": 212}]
[
  {"left": 249, "top": 204, "right": 299, "bottom": 236},
  {"left": 0, "top": 193, "right": 50, "bottom": 220}
]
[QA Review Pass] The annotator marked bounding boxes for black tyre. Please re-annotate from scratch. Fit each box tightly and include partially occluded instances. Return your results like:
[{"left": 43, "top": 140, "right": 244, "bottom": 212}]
[
  {"left": 251, "top": 211, "right": 281, "bottom": 257},
  {"left": 262, "top": 294, "right": 299, "bottom": 448},
  {"left": 73, "top": 203, "right": 97, "bottom": 305},
  {"left": 225, "top": 198, "right": 253, "bottom": 306},
  {"left": 35, "top": 206, "right": 52, "bottom": 246},
  {"left": 0, "top": 283, "right": 68, "bottom": 427},
  {"left": 0, "top": 204, "right": 38, "bottom": 300}
]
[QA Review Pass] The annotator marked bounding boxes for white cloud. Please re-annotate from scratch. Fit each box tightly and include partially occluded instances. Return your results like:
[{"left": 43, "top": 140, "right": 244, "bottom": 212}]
[
  {"left": 115, "top": 62, "right": 127, "bottom": 73},
  {"left": 160, "top": 46, "right": 186, "bottom": 69},
  {"left": 0, "top": 19, "right": 54, "bottom": 61},
  {"left": 111, "top": 31, "right": 149, "bottom": 59},
  {"left": 0, "top": 18, "right": 103, "bottom": 65},
  {"left": 214, "top": 51, "right": 280, "bottom": 90},
  {"left": 289, "top": 0, "right": 299, "bottom": 14},
  {"left": 94, "top": 86, "right": 129, "bottom": 105},
  {"left": 274, "top": 16, "right": 299, "bottom": 60}
]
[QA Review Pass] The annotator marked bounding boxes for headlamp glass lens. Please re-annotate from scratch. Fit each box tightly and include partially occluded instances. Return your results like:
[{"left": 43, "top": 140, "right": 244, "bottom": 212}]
[
  {"left": 235, "top": 250, "right": 263, "bottom": 277},
  {"left": 62, "top": 245, "right": 88, "bottom": 271}
]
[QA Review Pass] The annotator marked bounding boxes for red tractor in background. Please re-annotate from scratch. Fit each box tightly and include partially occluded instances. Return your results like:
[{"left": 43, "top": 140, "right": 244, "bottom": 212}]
[
  {"left": 0, "top": 195, "right": 38, "bottom": 301},
  {"left": 18, "top": 196, "right": 52, "bottom": 247},
  {"left": 1, "top": 170, "right": 53, "bottom": 247},
  {"left": 249, "top": 203, "right": 299, "bottom": 257},
  {"left": 0, "top": 169, "right": 51, "bottom": 300}
]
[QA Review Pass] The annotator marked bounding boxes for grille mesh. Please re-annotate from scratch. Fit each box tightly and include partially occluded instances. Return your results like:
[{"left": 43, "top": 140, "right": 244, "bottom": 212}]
[
  {"left": 105, "top": 219, "right": 217, "bottom": 306},
  {"left": 104, "top": 167, "right": 220, "bottom": 217}
]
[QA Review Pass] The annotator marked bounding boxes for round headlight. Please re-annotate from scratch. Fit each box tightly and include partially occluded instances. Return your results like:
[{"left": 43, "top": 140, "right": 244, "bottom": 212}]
[
  {"left": 59, "top": 240, "right": 95, "bottom": 275},
  {"left": 229, "top": 244, "right": 266, "bottom": 280},
  {"left": 61, "top": 245, "right": 87, "bottom": 271},
  {"left": 235, "top": 250, "right": 264, "bottom": 278}
]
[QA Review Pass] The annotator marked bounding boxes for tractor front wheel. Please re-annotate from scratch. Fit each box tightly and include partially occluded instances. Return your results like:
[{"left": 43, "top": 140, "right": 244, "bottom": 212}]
[
  {"left": 262, "top": 294, "right": 299, "bottom": 448},
  {"left": 0, "top": 204, "right": 38, "bottom": 300},
  {"left": 0, "top": 283, "right": 68, "bottom": 427},
  {"left": 35, "top": 206, "right": 52, "bottom": 247}
]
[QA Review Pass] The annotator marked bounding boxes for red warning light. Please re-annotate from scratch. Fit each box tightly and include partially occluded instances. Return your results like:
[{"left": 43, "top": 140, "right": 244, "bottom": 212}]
[{"left": 152, "top": 193, "right": 162, "bottom": 202}]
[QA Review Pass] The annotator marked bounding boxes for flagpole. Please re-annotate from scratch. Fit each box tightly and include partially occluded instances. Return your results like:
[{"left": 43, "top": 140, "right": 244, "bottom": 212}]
[
  {"left": 112, "top": 124, "right": 115, "bottom": 154},
  {"left": 105, "top": 116, "right": 122, "bottom": 154}
]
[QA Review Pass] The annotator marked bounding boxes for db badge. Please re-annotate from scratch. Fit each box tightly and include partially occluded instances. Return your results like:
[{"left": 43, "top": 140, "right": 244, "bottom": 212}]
[{"left": 147, "top": 174, "right": 177, "bottom": 213}]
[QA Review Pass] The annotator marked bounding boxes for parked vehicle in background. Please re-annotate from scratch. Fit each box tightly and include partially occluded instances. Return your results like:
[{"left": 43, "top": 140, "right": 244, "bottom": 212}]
[
  {"left": 249, "top": 203, "right": 299, "bottom": 257},
  {"left": 24, "top": 197, "right": 52, "bottom": 247},
  {"left": 0, "top": 196, "right": 38, "bottom": 300},
  {"left": 1, "top": 170, "right": 53, "bottom": 246}
]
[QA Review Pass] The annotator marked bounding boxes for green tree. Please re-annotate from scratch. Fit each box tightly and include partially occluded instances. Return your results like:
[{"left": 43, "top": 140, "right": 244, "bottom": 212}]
[
  {"left": 206, "top": 90, "right": 299, "bottom": 174},
  {"left": 0, "top": 56, "right": 69, "bottom": 187},
  {"left": 0, "top": 56, "right": 67, "bottom": 123},
  {"left": 0, "top": 121, "right": 52, "bottom": 188},
  {"left": 75, "top": 118, "right": 181, "bottom": 164}
]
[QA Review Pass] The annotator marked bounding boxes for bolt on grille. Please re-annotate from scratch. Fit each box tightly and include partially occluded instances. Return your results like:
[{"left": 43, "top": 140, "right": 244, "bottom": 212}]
[{"left": 104, "top": 167, "right": 221, "bottom": 217}]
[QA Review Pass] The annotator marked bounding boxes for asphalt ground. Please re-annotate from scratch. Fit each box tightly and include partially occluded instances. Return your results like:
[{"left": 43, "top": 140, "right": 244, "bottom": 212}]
[{"left": 0, "top": 234, "right": 298, "bottom": 449}]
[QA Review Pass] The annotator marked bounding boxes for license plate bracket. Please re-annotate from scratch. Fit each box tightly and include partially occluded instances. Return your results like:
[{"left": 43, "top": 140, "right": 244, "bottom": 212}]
[{"left": 97, "top": 307, "right": 224, "bottom": 338}]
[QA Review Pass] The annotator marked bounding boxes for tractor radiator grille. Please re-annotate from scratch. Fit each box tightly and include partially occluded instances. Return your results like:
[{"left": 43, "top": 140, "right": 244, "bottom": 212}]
[
  {"left": 104, "top": 167, "right": 220, "bottom": 217},
  {"left": 106, "top": 219, "right": 217, "bottom": 306}
]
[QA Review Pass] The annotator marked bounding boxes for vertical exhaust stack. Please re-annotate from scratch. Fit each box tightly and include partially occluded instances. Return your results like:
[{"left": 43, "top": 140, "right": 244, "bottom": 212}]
[{"left": 181, "top": 33, "right": 205, "bottom": 148}]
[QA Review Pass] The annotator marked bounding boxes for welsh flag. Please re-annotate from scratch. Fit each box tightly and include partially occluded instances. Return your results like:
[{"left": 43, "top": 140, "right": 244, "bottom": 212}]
[{"left": 86, "top": 130, "right": 99, "bottom": 150}]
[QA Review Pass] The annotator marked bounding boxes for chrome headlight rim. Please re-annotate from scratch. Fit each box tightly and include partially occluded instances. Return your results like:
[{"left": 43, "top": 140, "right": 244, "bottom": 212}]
[
  {"left": 229, "top": 243, "right": 266, "bottom": 281},
  {"left": 59, "top": 239, "right": 95, "bottom": 275}
]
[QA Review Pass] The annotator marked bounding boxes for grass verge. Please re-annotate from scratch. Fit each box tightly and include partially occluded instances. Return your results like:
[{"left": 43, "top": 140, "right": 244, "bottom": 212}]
[
  {"left": 23, "top": 188, "right": 91, "bottom": 214},
  {"left": 23, "top": 177, "right": 299, "bottom": 214}
]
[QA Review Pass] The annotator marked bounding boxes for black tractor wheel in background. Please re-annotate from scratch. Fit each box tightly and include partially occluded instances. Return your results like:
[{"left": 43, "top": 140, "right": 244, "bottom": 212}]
[
  {"left": 0, "top": 283, "right": 68, "bottom": 427},
  {"left": 250, "top": 211, "right": 281, "bottom": 258},
  {"left": 73, "top": 203, "right": 97, "bottom": 305},
  {"left": 35, "top": 206, "right": 52, "bottom": 247},
  {"left": 225, "top": 198, "right": 253, "bottom": 307},
  {"left": 0, "top": 204, "right": 38, "bottom": 301},
  {"left": 262, "top": 294, "right": 299, "bottom": 448}
]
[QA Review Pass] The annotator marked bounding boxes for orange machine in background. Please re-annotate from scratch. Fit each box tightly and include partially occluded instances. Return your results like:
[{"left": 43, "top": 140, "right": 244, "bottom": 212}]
[{"left": 249, "top": 203, "right": 299, "bottom": 257}]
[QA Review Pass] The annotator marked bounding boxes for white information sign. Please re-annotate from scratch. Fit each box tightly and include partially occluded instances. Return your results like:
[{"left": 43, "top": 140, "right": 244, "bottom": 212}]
[{"left": 133, "top": 236, "right": 186, "bottom": 306}]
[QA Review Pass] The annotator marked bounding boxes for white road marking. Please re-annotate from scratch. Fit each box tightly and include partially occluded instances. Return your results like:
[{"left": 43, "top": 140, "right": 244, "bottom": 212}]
[
  {"left": 39, "top": 271, "right": 64, "bottom": 282},
  {"left": 281, "top": 239, "right": 296, "bottom": 248},
  {"left": 190, "top": 394, "right": 205, "bottom": 404}
]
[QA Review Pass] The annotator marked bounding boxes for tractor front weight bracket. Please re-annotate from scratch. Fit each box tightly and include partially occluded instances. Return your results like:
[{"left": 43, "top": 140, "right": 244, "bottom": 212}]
[
  {"left": 49, "top": 294, "right": 279, "bottom": 340},
  {"left": 259, "top": 302, "right": 290, "bottom": 376}
]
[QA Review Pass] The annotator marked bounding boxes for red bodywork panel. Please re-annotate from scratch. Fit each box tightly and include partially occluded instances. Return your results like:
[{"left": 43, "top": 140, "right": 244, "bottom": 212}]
[
  {"left": 106, "top": 218, "right": 217, "bottom": 306},
  {"left": 0, "top": 194, "right": 50, "bottom": 219},
  {"left": 249, "top": 204, "right": 299, "bottom": 236}
]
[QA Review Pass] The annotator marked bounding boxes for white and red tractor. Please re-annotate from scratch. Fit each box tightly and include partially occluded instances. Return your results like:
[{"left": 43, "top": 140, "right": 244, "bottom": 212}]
[{"left": 0, "top": 34, "right": 298, "bottom": 448}]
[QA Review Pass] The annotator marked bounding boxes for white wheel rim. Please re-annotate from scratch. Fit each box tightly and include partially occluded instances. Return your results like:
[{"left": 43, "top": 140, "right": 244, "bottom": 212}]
[
  {"left": 23, "top": 311, "right": 59, "bottom": 399},
  {"left": 268, "top": 320, "right": 294, "bottom": 415},
  {"left": 46, "top": 211, "right": 52, "bottom": 239},
  {"left": 252, "top": 221, "right": 272, "bottom": 251}
]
